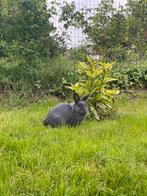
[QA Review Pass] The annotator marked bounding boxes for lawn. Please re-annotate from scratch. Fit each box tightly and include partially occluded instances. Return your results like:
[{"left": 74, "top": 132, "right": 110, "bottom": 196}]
[{"left": 0, "top": 92, "right": 147, "bottom": 195}]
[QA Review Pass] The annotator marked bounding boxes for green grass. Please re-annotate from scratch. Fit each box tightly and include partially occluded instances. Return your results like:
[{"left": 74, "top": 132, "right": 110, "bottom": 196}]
[{"left": 0, "top": 93, "right": 147, "bottom": 195}]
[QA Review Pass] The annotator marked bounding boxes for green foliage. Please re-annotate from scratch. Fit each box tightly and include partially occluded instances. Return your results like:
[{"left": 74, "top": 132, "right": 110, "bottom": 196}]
[
  {"left": 126, "top": 0, "right": 147, "bottom": 57},
  {"left": 0, "top": 0, "right": 65, "bottom": 62},
  {"left": 85, "top": 0, "right": 128, "bottom": 59},
  {"left": 59, "top": 1, "right": 85, "bottom": 29},
  {"left": 0, "top": 56, "right": 76, "bottom": 97},
  {"left": 60, "top": 0, "right": 147, "bottom": 61},
  {"left": 0, "top": 57, "right": 146, "bottom": 98},
  {"left": 69, "top": 56, "right": 119, "bottom": 120},
  {"left": 70, "top": 46, "right": 87, "bottom": 61},
  {"left": 110, "top": 61, "right": 147, "bottom": 89},
  {"left": 0, "top": 0, "right": 67, "bottom": 97}
]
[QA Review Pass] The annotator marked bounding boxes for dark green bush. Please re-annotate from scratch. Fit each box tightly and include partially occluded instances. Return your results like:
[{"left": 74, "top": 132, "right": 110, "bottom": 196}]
[
  {"left": 0, "top": 58, "right": 147, "bottom": 98},
  {"left": 0, "top": 56, "right": 77, "bottom": 97},
  {"left": 110, "top": 61, "right": 147, "bottom": 90},
  {"left": 70, "top": 46, "right": 87, "bottom": 61}
]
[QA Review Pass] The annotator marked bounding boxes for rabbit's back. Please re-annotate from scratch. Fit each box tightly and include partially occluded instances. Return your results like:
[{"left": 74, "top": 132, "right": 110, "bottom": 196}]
[
  {"left": 43, "top": 103, "right": 72, "bottom": 127},
  {"left": 43, "top": 103, "right": 85, "bottom": 127}
]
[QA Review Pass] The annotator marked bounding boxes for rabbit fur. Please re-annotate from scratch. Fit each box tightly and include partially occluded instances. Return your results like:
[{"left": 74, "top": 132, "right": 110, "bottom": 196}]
[{"left": 43, "top": 93, "right": 89, "bottom": 127}]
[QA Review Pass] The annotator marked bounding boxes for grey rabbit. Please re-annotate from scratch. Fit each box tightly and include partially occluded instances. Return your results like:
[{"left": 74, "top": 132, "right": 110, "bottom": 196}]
[{"left": 43, "top": 93, "right": 89, "bottom": 127}]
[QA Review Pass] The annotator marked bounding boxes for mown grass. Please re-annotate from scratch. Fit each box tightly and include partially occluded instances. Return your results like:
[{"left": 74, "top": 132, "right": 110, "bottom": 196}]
[{"left": 0, "top": 93, "right": 147, "bottom": 195}]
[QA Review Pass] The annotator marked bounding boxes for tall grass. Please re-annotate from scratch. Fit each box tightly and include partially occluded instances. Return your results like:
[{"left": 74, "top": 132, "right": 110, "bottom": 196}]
[
  {"left": 0, "top": 56, "right": 76, "bottom": 94},
  {"left": 0, "top": 92, "right": 147, "bottom": 195}
]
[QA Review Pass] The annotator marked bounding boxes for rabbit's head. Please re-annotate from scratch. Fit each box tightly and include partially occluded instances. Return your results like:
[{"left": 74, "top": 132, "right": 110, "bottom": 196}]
[{"left": 71, "top": 93, "right": 89, "bottom": 115}]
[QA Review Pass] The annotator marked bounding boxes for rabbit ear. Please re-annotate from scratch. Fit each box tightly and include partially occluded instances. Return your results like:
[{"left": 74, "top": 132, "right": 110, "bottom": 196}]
[
  {"left": 73, "top": 92, "right": 80, "bottom": 103},
  {"left": 81, "top": 94, "right": 89, "bottom": 101}
]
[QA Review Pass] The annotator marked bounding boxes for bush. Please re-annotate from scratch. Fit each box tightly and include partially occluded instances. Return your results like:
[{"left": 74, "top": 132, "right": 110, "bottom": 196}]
[
  {"left": 68, "top": 56, "right": 119, "bottom": 120},
  {"left": 105, "top": 46, "right": 128, "bottom": 62},
  {"left": 0, "top": 56, "right": 77, "bottom": 97},
  {"left": 70, "top": 46, "right": 87, "bottom": 61},
  {"left": 110, "top": 61, "right": 147, "bottom": 90},
  {"left": 0, "top": 57, "right": 147, "bottom": 100}
]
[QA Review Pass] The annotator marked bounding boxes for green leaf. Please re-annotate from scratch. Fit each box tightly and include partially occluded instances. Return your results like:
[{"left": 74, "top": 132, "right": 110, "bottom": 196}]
[
  {"left": 99, "top": 62, "right": 113, "bottom": 70},
  {"left": 105, "top": 104, "right": 112, "bottom": 109},
  {"left": 86, "top": 69, "right": 103, "bottom": 78},
  {"left": 95, "top": 94, "right": 103, "bottom": 100},
  {"left": 68, "top": 83, "right": 79, "bottom": 91},
  {"left": 76, "top": 62, "right": 88, "bottom": 73},
  {"left": 97, "top": 103, "right": 108, "bottom": 110},
  {"left": 86, "top": 56, "right": 93, "bottom": 64},
  {"left": 104, "top": 89, "right": 120, "bottom": 95},
  {"left": 104, "top": 77, "right": 117, "bottom": 83},
  {"left": 89, "top": 106, "right": 100, "bottom": 120}
]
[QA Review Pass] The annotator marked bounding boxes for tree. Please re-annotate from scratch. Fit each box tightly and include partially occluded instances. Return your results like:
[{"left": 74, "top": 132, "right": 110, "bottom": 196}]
[
  {"left": 59, "top": 0, "right": 147, "bottom": 61},
  {"left": 126, "top": 0, "right": 147, "bottom": 57},
  {"left": 0, "top": 0, "right": 65, "bottom": 62}
]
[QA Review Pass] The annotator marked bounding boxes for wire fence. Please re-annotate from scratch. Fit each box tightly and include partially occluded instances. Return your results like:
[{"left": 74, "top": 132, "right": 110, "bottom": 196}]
[{"left": 47, "top": 0, "right": 127, "bottom": 49}]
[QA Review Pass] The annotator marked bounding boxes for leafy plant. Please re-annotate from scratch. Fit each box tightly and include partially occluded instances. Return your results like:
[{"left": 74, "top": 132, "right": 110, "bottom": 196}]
[
  {"left": 110, "top": 61, "right": 147, "bottom": 89},
  {"left": 68, "top": 56, "right": 119, "bottom": 120}
]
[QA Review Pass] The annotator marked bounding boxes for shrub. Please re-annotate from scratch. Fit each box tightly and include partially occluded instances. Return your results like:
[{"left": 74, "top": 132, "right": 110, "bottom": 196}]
[
  {"left": 110, "top": 61, "right": 147, "bottom": 90},
  {"left": 68, "top": 56, "right": 119, "bottom": 120},
  {"left": 70, "top": 46, "right": 87, "bottom": 61},
  {"left": 0, "top": 57, "right": 146, "bottom": 99},
  {"left": 0, "top": 56, "right": 76, "bottom": 96}
]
